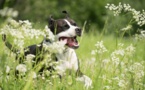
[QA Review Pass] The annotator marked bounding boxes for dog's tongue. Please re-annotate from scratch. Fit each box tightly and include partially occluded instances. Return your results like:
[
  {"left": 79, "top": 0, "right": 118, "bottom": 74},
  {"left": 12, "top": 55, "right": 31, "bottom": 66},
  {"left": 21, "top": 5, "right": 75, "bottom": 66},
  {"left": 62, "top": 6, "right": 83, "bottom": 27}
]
[
  {"left": 67, "top": 37, "right": 78, "bottom": 47},
  {"left": 59, "top": 37, "right": 79, "bottom": 48}
]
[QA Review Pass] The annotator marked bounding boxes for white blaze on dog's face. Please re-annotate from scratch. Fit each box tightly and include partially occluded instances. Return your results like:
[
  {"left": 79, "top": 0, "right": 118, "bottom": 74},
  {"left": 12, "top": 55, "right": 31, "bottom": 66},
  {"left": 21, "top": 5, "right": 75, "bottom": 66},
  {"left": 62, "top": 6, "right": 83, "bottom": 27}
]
[
  {"left": 57, "top": 19, "right": 82, "bottom": 49},
  {"left": 57, "top": 19, "right": 78, "bottom": 38},
  {"left": 49, "top": 18, "right": 82, "bottom": 49}
]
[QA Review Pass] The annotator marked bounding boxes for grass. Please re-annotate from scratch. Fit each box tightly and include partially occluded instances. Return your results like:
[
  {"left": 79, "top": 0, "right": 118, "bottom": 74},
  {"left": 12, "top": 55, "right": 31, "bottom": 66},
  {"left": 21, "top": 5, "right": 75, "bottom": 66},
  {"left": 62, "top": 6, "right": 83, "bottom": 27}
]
[
  {"left": 0, "top": 11, "right": 145, "bottom": 89},
  {"left": 1, "top": 2, "right": 145, "bottom": 89},
  {"left": 1, "top": 30, "right": 145, "bottom": 90}
]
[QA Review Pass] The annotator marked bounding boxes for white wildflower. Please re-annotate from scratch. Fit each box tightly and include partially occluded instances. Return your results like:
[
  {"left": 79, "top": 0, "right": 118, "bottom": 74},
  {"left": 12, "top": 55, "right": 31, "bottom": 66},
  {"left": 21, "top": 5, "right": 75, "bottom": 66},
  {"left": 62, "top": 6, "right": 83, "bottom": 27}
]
[
  {"left": 123, "top": 4, "right": 131, "bottom": 11},
  {"left": 13, "top": 39, "right": 24, "bottom": 49},
  {"left": 19, "top": 20, "right": 32, "bottom": 27},
  {"left": 112, "top": 76, "right": 120, "bottom": 81},
  {"left": 91, "top": 50, "right": 96, "bottom": 55},
  {"left": 26, "top": 54, "right": 35, "bottom": 61},
  {"left": 76, "top": 75, "right": 92, "bottom": 89},
  {"left": 8, "top": 19, "right": 19, "bottom": 28},
  {"left": 110, "top": 43, "right": 126, "bottom": 66},
  {"left": 44, "top": 25, "right": 55, "bottom": 41},
  {"left": 42, "top": 76, "right": 45, "bottom": 80},
  {"left": 106, "top": 3, "right": 145, "bottom": 26},
  {"left": 113, "top": 49, "right": 125, "bottom": 56},
  {"left": 102, "top": 59, "right": 110, "bottom": 65},
  {"left": 111, "top": 54, "right": 120, "bottom": 66},
  {"left": 32, "top": 71, "right": 37, "bottom": 79},
  {"left": 129, "top": 62, "right": 144, "bottom": 83},
  {"left": 6, "top": 66, "right": 10, "bottom": 74},
  {"left": 41, "top": 74, "right": 45, "bottom": 80},
  {"left": 125, "top": 44, "right": 135, "bottom": 56},
  {"left": 43, "top": 40, "right": 66, "bottom": 53},
  {"left": 118, "top": 79, "right": 126, "bottom": 87},
  {"left": 16, "top": 64, "right": 27, "bottom": 73},
  {"left": 140, "top": 30, "right": 145, "bottom": 37},
  {"left": 44, "top": 70, "right": 51, "bottom": 76},
  {"left": 95, "top": 41, "right": 107, "bottom": 54},
  {"left": 11, "top": 30, "right": 24, "bottom": 39},
  {"left": 105, "top": 2, "right": 123, "bottom": 16},
  {"left": 0, "top": 7, "right": 18, "bottom": 18},
  {"left": 132, "top": 9, "right": 145, "bottom": 26},
  {"left": 0, "top": 19, "right": 45, "bottom": 50},
  {"left": 121, "top": 25, "right": 132, "bottom": 31},
  {"left": 52, "top": 75, "right": 59, "bottom": 78},
  {"left": 118, "top": 43, "right": 124, "bottom": 48}
]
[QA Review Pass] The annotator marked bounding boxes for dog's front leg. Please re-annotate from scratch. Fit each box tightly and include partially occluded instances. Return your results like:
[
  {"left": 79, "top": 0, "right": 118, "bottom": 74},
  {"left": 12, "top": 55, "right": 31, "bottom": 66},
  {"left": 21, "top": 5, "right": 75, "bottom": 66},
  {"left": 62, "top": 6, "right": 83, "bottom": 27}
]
[{"left": 76, "top": 68, "right": 92, "bottom": 89}]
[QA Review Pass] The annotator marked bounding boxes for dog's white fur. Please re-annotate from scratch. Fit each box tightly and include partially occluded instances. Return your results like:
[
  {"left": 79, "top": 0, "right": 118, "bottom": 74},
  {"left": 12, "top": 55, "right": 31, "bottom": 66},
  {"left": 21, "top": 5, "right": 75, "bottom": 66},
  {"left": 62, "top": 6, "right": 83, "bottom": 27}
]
[
  {"left": 3, "top": 18, "right": 92, "bottom": 88},
  {"left": 55, "top": 48, "right": 78, "bottom": 75},
  {"left": 55, "top": 48, "right": 92, "bottom": 88},
  {"left": 52, "top": 19, "right": 92, "bottom": 88},
  {"left": 57, "top": 19, "right": 79, "bottom": 37}
]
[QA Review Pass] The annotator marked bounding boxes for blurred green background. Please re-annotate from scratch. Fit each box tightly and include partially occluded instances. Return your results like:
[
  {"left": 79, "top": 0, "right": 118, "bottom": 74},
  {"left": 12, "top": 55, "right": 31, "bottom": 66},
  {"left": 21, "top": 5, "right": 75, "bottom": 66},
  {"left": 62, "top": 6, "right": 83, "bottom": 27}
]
[{"left": 0, "top": 0, "right": 145, "bottom": 35}]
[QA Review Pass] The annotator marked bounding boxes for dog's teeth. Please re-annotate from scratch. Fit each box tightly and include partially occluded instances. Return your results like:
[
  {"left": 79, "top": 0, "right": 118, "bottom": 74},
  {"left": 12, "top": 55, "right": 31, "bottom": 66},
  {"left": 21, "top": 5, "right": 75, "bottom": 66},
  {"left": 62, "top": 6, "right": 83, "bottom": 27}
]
[{"left": 60, "top": 39, "right": 67, "bottom": 44}]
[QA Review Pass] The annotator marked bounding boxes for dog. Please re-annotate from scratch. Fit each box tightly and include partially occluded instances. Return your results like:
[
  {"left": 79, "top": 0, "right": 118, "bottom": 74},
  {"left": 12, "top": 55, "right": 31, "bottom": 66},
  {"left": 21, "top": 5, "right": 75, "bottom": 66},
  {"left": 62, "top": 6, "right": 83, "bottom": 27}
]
[{"left": 2, "top": 11, "right": 92, "bottom": 88}]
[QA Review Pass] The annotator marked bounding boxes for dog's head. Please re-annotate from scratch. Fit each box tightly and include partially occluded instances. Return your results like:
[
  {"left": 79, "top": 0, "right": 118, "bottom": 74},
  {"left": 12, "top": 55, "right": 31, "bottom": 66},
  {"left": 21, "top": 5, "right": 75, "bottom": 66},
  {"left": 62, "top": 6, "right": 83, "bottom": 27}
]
[{"left": 48, "top": 11, "right": 82, "bottom": 49}]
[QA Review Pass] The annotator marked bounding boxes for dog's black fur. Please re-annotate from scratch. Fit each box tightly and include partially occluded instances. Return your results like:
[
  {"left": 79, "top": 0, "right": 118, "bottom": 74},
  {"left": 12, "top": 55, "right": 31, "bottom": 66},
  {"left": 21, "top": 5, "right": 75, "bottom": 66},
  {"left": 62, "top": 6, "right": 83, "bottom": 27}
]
[
  {"left": 2, "top": 11, "right": 92, "bottom": 88},
  {"left": 2, "top": 11, "right": 83, "bottom": 76}
]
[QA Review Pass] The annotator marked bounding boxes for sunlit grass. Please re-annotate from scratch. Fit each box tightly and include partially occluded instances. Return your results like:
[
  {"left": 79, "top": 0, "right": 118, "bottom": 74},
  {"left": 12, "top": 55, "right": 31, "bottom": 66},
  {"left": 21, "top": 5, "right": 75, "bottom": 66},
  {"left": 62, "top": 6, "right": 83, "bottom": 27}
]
[
  {"left": 1, "top": 2, "right": 145, "bottom": 89},
  {"left": 1, "top": 30, "right": 145, "bottom": 90}
]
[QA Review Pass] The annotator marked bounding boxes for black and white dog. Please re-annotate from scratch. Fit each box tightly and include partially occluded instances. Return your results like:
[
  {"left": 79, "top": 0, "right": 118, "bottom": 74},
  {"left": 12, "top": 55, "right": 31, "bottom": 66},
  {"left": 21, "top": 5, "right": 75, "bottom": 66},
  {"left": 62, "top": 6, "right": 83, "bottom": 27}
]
[{"left": 2, "top": 11, "right": 92, "bottom": 88}]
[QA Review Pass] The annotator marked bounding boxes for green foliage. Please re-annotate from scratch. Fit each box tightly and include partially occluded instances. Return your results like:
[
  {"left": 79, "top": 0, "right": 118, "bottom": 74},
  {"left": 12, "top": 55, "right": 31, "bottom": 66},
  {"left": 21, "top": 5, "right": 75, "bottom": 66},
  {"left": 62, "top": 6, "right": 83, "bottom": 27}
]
[
  {"left": 1, "top": 31, "right": 145, "bottom": 90},
  {"left": 1, "top": 0, "right": 145, "bottom": 33},
  {"left": 1, "top": 1, "right": 145, "bottom": 90},
  {"left": 1, "top": 0, "right": 108, "bottom": 30}
]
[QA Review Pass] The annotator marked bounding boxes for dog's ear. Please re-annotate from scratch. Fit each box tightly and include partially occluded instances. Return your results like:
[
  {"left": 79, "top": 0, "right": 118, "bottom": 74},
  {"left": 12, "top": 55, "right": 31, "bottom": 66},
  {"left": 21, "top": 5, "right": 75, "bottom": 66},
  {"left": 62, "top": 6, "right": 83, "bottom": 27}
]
[
  {"left": 48, "top": 15, "right": 55, "bottom": 33},
  {"left": 48, "top": 15, "right": 54, "bottom": 25},
  {"left": 62, "top": 10, "right": 69, "bottom": 18}
]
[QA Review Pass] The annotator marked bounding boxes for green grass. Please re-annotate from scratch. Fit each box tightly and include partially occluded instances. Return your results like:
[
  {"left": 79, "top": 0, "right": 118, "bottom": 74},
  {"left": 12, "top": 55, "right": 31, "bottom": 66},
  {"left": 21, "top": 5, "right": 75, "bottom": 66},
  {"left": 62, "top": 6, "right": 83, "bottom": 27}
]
[
  {"left": 1, "top": 31, "right": 145, "bottom": 90},
  {"left": 0, "top": 16, "right": 145, "bottom": 90},
  {"left": 1, "top": 2, "right": 145, "bottom": 89}
]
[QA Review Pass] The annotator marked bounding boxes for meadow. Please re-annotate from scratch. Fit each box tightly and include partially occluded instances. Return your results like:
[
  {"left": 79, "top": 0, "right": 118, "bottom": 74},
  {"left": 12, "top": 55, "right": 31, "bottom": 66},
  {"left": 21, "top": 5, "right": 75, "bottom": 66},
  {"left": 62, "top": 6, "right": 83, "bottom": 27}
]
[{"left": 0, "top": 3, "right": 145, "bottom": 90}]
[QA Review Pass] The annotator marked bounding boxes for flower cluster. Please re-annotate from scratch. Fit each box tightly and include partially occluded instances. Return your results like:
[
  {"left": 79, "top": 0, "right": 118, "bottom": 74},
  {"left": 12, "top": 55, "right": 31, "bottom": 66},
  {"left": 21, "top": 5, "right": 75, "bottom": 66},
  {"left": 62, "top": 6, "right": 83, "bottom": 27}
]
[
  {"left": 105, "top": 2, "right": 145, "bottom": 26},
  {"left": 26, "top": 54, "right": 36, "bottom": 61},
  {"left": 91, "top": 41, "right": 107, "bottom": 55},
  {"left": 125, "top": 44, "right": 135, "bottom": 56},
  {"left": 105, "top": 3, "right": 123, "bottom": 16},
  {"left": 140, "top": 30, "right": 145, "bottom": 37},
  {"left": 91, "top": 42, "right": 143, "bottom": 89},
  {"left": 42, "top": 26, "right": 66, "bottom": 54},
  {"left": 0, "top": 7, "right": 18, "bottom": 18},
  {"left": 44, "top": 26, "right": 55, "bottom": 41},
  {"left": 16, "top": 64, "right": 27, "bottom": 75},
  {"left": 0, "top": 19, "right": 45, "bottom": 49},
  {"left": 1, "top": 19, "right": 66, "bottom": 80},
  {"left": 129, "top": 62, "right": 144, "bottom": 82},
  {"left": 110, "top": 43, "right": 135, "bottom": 66},
  {"left": 43, "top": 40, "right": 66, "bottom": 54},
  {"left": 6, "top": 66, "right": 10, "bottom": 74},
  {"left": 121, "top": 25, "right": 132, "bottom": 31}
]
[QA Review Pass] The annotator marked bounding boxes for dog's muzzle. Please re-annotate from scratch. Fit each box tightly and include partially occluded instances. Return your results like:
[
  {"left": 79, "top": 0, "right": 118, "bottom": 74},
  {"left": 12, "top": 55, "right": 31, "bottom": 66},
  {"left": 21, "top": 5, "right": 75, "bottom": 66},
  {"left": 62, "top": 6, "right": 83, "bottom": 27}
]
[
  {"left": 59, "top": 27, "right": 82, "bottom": 49},
  {"left": 59, "top": 28, "right": 82, "bottom": 49},
  {"left": 75, "top": 28, "right": 82, "bottom": 36},
  {"left": 59, "top": 36, "right": 79, "bottom": 49}
]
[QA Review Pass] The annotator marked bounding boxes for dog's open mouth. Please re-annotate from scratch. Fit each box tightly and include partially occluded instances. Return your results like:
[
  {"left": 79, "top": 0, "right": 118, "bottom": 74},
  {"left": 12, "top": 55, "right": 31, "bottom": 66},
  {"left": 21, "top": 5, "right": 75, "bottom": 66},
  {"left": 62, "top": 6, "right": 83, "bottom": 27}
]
[{"left": 59, "top": 36, "right": 79, "bottom": 49}]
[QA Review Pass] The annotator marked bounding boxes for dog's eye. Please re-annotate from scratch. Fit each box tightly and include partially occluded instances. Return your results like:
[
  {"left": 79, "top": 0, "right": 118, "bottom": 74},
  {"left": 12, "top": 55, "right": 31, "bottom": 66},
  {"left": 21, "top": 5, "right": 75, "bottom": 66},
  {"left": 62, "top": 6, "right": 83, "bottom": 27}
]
[
  {"left": 72, "top": 23, "right": 77, "bottom": 26},
  {"left": 64, "top": 24, "right": 69, "bottom": 28}
]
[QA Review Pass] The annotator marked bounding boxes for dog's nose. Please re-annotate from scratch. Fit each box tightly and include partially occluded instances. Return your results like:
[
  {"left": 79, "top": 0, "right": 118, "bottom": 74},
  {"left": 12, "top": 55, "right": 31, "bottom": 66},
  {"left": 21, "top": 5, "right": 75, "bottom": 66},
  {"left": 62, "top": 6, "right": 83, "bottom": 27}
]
[{"left": 75, "top": 28, "right": 82, "bottom": 36}]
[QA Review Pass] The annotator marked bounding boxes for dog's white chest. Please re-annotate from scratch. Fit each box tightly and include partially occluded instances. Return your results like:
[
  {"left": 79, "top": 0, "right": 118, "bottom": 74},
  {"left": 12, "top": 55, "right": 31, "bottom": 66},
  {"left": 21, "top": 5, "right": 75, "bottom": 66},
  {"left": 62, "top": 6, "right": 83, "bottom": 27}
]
[{"left": 56, "top": 48, "right": 78, "bottom": 75}]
